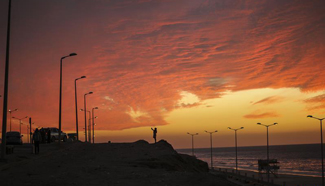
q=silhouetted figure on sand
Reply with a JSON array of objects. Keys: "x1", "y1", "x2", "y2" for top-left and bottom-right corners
[
  {"x1": 151, "y1": 127, "x2": 157, "y2": 143},
  {"x1": 33, "y1": 128, "x2": 41, "y2": 154}
]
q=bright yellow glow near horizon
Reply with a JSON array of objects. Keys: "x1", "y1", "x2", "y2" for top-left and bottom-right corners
[{"x1": 68, "y1": 88, "x2": 324, "y2": 149}]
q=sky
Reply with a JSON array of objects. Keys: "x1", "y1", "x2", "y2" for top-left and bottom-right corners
[{"x1": 0, "y1": 0, "x2": 324, "y2": 149}]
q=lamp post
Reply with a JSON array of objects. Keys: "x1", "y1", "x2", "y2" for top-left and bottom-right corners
[
  {"x1": 75, "y1": 76, "x2": 86, "y2": 141},
  {"x1": 26, "y1": 125, "x2": 29, "y2": 143},
  {"x1": 58, "y1": 52, "x2": 77, "y2": 145},
  {"x1": 205, "y1": 130, "x2": 218, "y2": 169},
  {"x1": 257, "y1": 122, "x2": 278, "y2": 183},
  {"x1": 187, "y1": 132, "x2": 198, "y2": 156},
  {"x1": 12, "y1": 116, "x2": 28, "y2": 134},
  {"x1": 92, "y1": 117, "x2": 98, "y2": 144},
  {"x1": 228, "y1": 127, "x2": 244, "y2": 173},
  {"x1": 92, "y1": 107, "x2": 98, "y2": 144},
  {"x1": 8, "y1": 108, "x2": 17, "y2": 131},
  {"x1": 80, "y1": 109, "x2": 91, "y2": 142},
  {"x1": 1, "y1": 0, "x2": 12, "y2": 160},
  {"x1": 30, "y1": 122, "x2": 35, "y2": 144},
  {"x1": 307, "y1": 115, "x2": 325, "y2": 186},
  {"x1": 82, "y1": 89, "x2": 92, "y2": 143}
]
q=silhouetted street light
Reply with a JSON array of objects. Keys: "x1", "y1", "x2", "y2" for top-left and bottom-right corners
[
  {"x1": 80, "y1": 109, "x2": 91, "y2": 142},
  {"x1": 26, "y1": 125, "x2": 30, "y2": 143},
  {"x1": 228, "y1": 127, "x2": 244, "y2": 173},
  {"x1": 205, "y1": 130, "x2": 218, "y2": 169},
  {"x1": 58, "y1": 52, "x2": 77, "y2": 145},
  {"x1": 187, "y1": 132, "x2": 198, "y2": 156},
  {"x1": 257, "y1": 122, "x2": 278, "y2": 183},
  {"x1": 92, "y1": 107, "x2": 98, "y2": 144},
  {"x1": 8, "y1": 108, "x2": 17, "y2": 131},
  {"x1": 82, "y1": 91, "x2": 92, "y2": 143},
  {"x1": 12, "y1": 116, "x2": 28, "y2": 134},
  {"x1": 307, "y1": 115, "x2": 325, "y2": 186},
  {"x1": 89, "y1": 116, "x2": 98, "y2": 143},
  {"x1": 75, "y1": 76, "x2": 86, "y2": 141},
  {"x1": 1, "y1": 0, "x2": 12, "y2": 160}
]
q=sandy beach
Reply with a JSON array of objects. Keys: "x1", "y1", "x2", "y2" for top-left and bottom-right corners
[{"x1": 0, "y1": 140, "x2": 236, "y2": 186}]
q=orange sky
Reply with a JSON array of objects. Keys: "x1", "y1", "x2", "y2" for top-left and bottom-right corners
[{"x1": 0, "y1": 0, "x2": 324, "y2": 148}]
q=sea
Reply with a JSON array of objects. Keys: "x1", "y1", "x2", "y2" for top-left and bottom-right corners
[{"x1": 177, "y1": 143, "x2": 323, "y2": 177}]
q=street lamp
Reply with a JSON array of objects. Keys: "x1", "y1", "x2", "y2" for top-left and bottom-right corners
[
  {"x1": 80, "y1": 109, "x2": 91, "y2": 142},
  {"x1": 26, "y1": 125, "x2": 30, "y2": 143},
  {"x1": 205, "y1": 130, "x2": 218, "y2": 169},
  {"x1": 58, "y1": 52, "x2": 77, "y2": 145},
  {"x1": 75, "y1": 76, "x2": 86, "y2": 141},
  {"x1": 8, "y1": 108, "x2": 18, "y2": 131},
  {"x1": 187, "y1": 132, "x2": 199, "y2": 156},
  {"x1": 307, "y1": 115, "x2": 325, "y2": 186},
  {"x1": 1, "y1": 0, "x2": 12, "y2": 160},
  {"x1": 92, "y1": 107, "x2": 98, "y2": 144},
  {"x1": 257, "y1": 122, "x2": 278, "y2": 183},
  {"x1": 228, "y1": 127, "x2": 244, "y2": 173},
  {"x1": 82, "y1": 89, "x2": 92, "y2": 143},
  {"x1": 12, "y1": 116, "x2": 28, "y2": 134}
]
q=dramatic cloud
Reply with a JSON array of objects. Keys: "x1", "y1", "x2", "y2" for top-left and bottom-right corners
[{"x1": 0, "y1": 0, "x2": 324, "y2": 132}]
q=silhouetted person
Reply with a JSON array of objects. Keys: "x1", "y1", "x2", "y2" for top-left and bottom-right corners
[
  {"x1": 151, "y1": 127, "x2": 157, "y2": 143},
  {"x1": 47, "y1": 129, "x2": 51, "y2": 143},
  {"x1": 33, "y1": 128, "x2": 41, "y2": 154}
]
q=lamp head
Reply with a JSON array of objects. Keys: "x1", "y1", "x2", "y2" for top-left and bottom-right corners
[
  {"x1": 257, "y1": 123, "x2": 261, "y2": 125},
  {"x1": 274, "y1": 123, "x2": 278, "y2": 125},
  {"x1": 81, "y1": 76, "x2": 86, "y2": 79},
  {"x1": 204, "y1": 130, "x2": 207, "y2": 133},
  {"x1": 215, "y1": 130, "x2": 218, "y2": 132},
  {"x1": 89, "y1": 92, "x2": 93, "y2": 94},
  {"x1": 94, "y1": 107, "x2": 98, "y2": 109},
  {"x1": 196, "y1": 133, "x2": 199, "y2": 135},
  {"x1": 228, "y1": 127, "x2": 231, "y2": 129},
  {"x1": 69, "y1": 53, "x2": 77, "y2": 56},
  {"x1": 307, "y1": 115, "x2": 313, "y2": 118},
  {"x1": 240, "y1": 127, "x2": 244, "y2": 129}
]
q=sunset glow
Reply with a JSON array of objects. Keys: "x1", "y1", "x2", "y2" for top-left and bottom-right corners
[{"x1": 0, "y1": 0, "x2": 324, "y2": 148}]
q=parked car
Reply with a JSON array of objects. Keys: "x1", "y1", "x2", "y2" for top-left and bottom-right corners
[
  {"x1": 6, "y1": 131, "x2": 23, "y2": 145},
  {"x1": 44, "y1": 127, "x2": 67, "y2": 142}
]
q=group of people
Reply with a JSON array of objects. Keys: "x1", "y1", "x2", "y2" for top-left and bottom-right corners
[{"x1": 32, "y1": 128, "x2": 51, "y2": 154}]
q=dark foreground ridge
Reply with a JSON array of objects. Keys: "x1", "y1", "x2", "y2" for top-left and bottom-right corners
[
  {"x1": 0, "y1": 140, "x2": 236, "y2": 186},
  {"x1": 131, "y1": 139, "x2": 209, "y2": 172}
]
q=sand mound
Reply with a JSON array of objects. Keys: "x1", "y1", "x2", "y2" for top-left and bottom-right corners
[{"x1": 133, "y1": 139, "x2": 209, "y2": 172}]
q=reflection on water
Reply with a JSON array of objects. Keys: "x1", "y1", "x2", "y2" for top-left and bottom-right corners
[{"x1": 177, "y1": 144, "x2": 323, "y2": 176}]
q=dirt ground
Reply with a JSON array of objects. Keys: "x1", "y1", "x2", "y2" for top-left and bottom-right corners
[{"x1": 0, "y1": 140, "x2": 236, "y2": 186}]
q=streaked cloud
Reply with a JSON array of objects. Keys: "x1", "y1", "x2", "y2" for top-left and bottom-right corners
[
  {"x1": 253, "y1": 96, "x2": 284, "y2": 105},
  {"x1": 244, "y1": 111, "x2": 280, "y2": 119}
]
